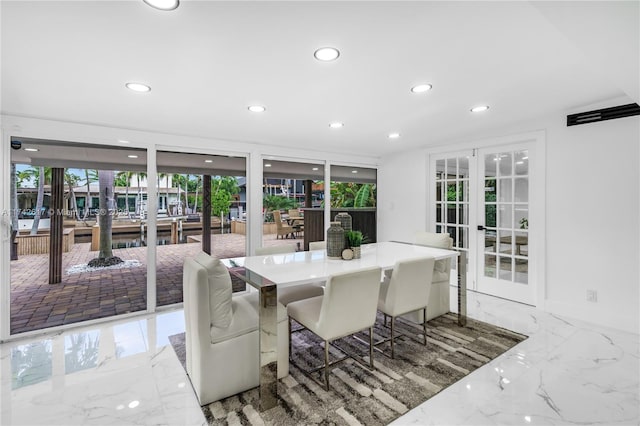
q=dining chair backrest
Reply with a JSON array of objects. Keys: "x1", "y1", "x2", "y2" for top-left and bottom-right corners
[
  {"x1": 316, "y1": 266, "x2": 381, "y2": 339},
  {"x1": 383, "y1": 257, "x2": 435, "y2": 317},
  {"x1": 308, "y1": 241, "x2": 326, "y2": 251},
  {"x1": 414, "y1": 231, "x2": 453, "y2": 272},
  {"x1": 255, "y1": 244, "x2": 296, "y2": 255},
  {"x1": 288, "y1": 209, "x2": 300, "y2": 218}
]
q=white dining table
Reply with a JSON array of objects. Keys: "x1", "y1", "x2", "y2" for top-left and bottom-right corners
[{"x1": 221, "y1": 241, "x2": 464, "y2": 411}]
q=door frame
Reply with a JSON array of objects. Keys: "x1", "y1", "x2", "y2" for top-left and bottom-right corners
[{"x1": 427, "y1": 130, "x2": 546, "y2": 308}]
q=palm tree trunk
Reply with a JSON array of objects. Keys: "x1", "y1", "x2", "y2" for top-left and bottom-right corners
[
  {"x1": 30, "y1": 166, "x2": 45, "y2": 235},
  {"x1": 98, "y1": 170, "x2": 114, "y2": 259},
  {"x1": 83, "y1": 169, "x2": 91, "y2": 221},
  {"x1": 166, "y1": 174, "x2": 172, "y2": 216},
  {"x1": 10, "y1": 163, "x2": 19, "y2": 231}
]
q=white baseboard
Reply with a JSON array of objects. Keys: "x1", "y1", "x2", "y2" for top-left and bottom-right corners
[{"x1": 544, "y1": 299, "x2": 639, "y2": 335}]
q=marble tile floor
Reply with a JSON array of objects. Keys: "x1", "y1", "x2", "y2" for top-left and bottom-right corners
[{"x1": 1, "y1": 287, "x2": 638, "y2": 425}]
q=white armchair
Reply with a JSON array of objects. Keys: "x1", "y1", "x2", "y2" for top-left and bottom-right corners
[{"x1": 183, "y1": 252, "x2": 289, "y2": 405}]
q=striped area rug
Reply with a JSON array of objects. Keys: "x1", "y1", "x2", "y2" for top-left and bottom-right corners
[{"x1": 169, "y1": 312, "x2": 527, "y2": 425}]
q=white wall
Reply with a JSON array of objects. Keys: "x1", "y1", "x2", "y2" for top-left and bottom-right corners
[{"x1": 378, "y1": 114, "x2": 640, "y2": 334}]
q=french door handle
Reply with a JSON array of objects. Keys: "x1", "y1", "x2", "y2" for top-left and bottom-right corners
[{"x1": 477, "y1": 225, "x2": 486, "y2": 231}]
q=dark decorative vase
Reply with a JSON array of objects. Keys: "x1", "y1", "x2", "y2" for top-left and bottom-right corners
[
  {"x1": 335, "y1": 212, "x2": 352, "y2": 248},
  {"x1": 326, "y1": 222, "x2": 345, "y2": 259}
]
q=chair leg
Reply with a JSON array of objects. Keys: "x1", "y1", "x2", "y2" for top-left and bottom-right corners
[
  {"x1": 369, "y1": 327, "x2": 374, "y2": 368},
  {"x1": 324, "y1": 340, "x2": 330, "y2": 391},
  {"x1": 422, "y1": 308, "x2": 428, "y2": 346},
  {"x1": 390, "y1": 316, "x2": 395, "y2": 359},
  {"x1": 288, "y1": 317, "x2": 293, "y2": 361}
]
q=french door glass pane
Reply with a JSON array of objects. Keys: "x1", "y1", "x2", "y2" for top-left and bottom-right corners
[
  {"x1": 499, "y1": 153, "x2": 512, "y2": 175},
  {"x1": 435, "y1": 159, "x2": 445, "y2": 179},
  {"x1": 515, "y1": 150, "x2": 529, "y2": 175},
  {"x1": 498, "y1": 256, "x2": 513, "y2": 280},
  {"x1": 515, "y1": 178, "x2": 529, "y2": 202},
  {"x1": 499, "y1": 178, "x2": 512, "y2": 202},
  {"x1": 499, "y1": 205, "x2": 512, "y2": 228},
  {"x1": 485, "y1": 254, "x2": 496, "y2": 277}
]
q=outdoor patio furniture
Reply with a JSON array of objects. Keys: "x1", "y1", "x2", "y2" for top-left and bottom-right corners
[
  {"x1": 182, "y1": 251, "x2": 289, "y2": 405},
  {"x1": 273, "y1": 210, "x2": 295, "y2": 239}
]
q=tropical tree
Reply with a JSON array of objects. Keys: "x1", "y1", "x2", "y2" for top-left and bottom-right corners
[
  {"x1": 135, "y1": 171, "x2": 147, "y2": 217},
  {"x1": 65, "y1": 170, "x2": 81, "y2": 221},
  {"x1": 115, "y1": 171, "x2": 133, "y2": 216},
  {"x1": 82, "y1": 169, "x2": 98, "y2": 221},
  {"x1": 329, "y1": 182, "x2": 376, "y2": 208},
  {"x1": 263, "y1": 194, "x2": 296, "y2": 222},
  {"x1": 97, "y1": 170, "x2": 116, "y2": 261},
  {"x1": 23, "y1": 166, "x2": 51, "y2": 235},
  {"x1": 10, "y1": 164, "x2": 19, "y2": 232}
]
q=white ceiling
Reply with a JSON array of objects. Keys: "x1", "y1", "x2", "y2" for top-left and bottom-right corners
[{"x1": 1, "y1": 1, "x2": 638, "y2": 158}]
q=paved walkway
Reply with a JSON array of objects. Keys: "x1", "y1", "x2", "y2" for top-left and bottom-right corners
[{"x1": 10, "y1": 233, "x2": 304, "y2": 335}]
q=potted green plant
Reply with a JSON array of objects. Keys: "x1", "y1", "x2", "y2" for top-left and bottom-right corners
[{"x1": 346, "y1": 230, "x2": 363, "y2": 259}]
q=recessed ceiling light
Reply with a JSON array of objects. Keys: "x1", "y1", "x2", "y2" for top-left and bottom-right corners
[
  {"x1": 248, "y1": 105, "x2": 266, "y2": 113},
  {"x1": 118, "y1": 140, "x2": 130, "y2": 144},
  {"x1": 204, "y1": 159, "x2": 213, "y2": 163},
  {"x1": 388, "y1": 133, "x2": 401, "y2": 139},
  {"x1": 522, "y1": 156, "x2": 529, "y2": 160},
  {"x1": 516, "y1": 161, "x2": 524, "y2": 165},
  {"x1": 314, "y1": 47, "x2": 340, "y2": 62},
  {"x1": 312, "y1": 167, "x2": 319, "y2": 171},
  {"x1": 126, "y1": 82, "x2": 151, "y2": 93},
  {"x1": 471, "y1": 105, "x2": 489, "y2": 113},
  {"x1": 143, "y1": 0, "x2": 179, "y2": 11},
  {"x1": 264, "y1": 163, "x2": 272, "y2": 167},
  {"x1": 329, "y1": 122, "x2": 344, "y2": 129},
  {"x1": 351, "y1": 170, "x2": 358, "y2": 174},
  {"x1": 24, "y1": 148, "x2": 39, "y2": 152},
  {"x1": 411, "y1": 84, "x2": 432, "y2": 93},
  {"x1": 128, "y1": 154, "x2": 138, "y2": 159}
]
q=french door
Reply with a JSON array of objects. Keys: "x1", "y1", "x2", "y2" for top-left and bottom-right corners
[
  {"x1": 476, "y1": 143, "x2": 534, "y2": 305},
  {"x1": 432, "y1": 141, "x2": 537, "y2": 306}
]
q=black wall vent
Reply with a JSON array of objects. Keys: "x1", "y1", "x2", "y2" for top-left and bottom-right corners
[{"x1": 567, "y1": 103, "x2": 640, "y2": 126}]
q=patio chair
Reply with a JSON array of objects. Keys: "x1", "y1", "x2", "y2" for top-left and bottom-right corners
[{"x1": 273, "y1": 210, "x2": 295, "y2": 239}]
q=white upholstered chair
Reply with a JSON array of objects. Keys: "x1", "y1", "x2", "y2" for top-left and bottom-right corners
[
  {"x1": 377, "y1": 256, "x2": 435, "y2": 358},
  {"x1": 182, "y1": 252, "x2": 289, "y2": 405},
  {"x1": 287, "y1": 266, "x2": 382, "y2": 390},
  {"x1": 255, "y1": 244, "x2": 324, "y2": 306},
  {"x1": 255, "y1": 244, "x2": 297, "y2": 256},
  {"x1": 308, "y1": 241, "x2": 326, "y2": 251},
  {"x1": 400, "y1": 231, "x2": 454, "y2": 323}
]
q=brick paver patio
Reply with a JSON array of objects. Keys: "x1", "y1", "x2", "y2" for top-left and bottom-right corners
[{"x1": 10, "y1": 233, "x2": 304, "y2": 335}]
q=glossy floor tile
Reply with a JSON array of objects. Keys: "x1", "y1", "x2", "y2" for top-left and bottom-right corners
[{"x1": 1, "y1": 289, "x2": 638, "y2": 425}]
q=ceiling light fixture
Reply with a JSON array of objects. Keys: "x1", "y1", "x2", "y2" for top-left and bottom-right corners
[
  {"x1": 264, "y1": 163, "x2": 272, "y2": 168},
  {"x1": 204, "y1": 159, "x2": 213, "y2": 163},
  {"x1": 411, "y1": 84, "x2": 432, "y2": 93},
  {"x1": 312, "y1": 167, "x2": 319, "y2": 171},
  {"x1": 351, "y1": 170, "x2": 358, "y2": 174},
  {"x1": 125, "y1": 82, "x2": 151, "y2": 93},
  {"x1": 24, "y1": 148, "x2": 39, "y2": 152},
  {"x1": 388, "y1": 133, "x2": 401, "y2": 139},
  {"x1": 118, "y1": 140, "x2": 130, "y2": 144},
  {"x1": 248, "y1": 105, "x2": 266, "y2": 113},
  {"x1": 128, "y1": 154, "x2": 139, "y2": 159},
  {"x1": 329, "y1": 122, "x2": 344, "y2": 128},
  {"x1": 143, "y1": 0, "x2": 179, "y2": 11},
  {"x1": 314, "y1": 47, "x2": 340, "y2": 62},
  {"x1": 471, "y1": 105, "x2": 489, "y2": 113}
]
